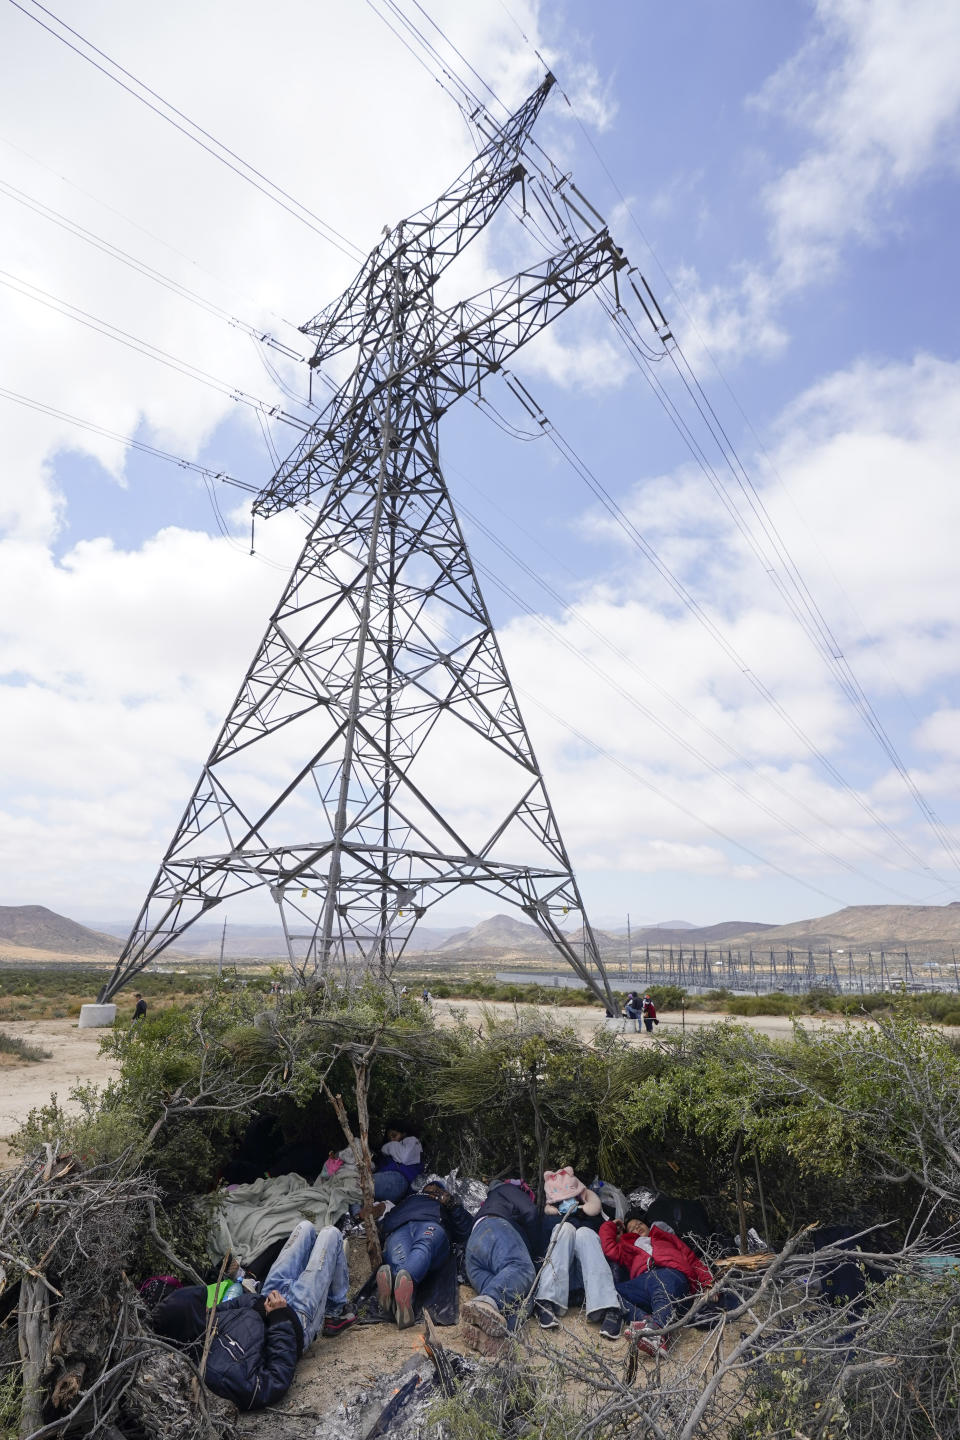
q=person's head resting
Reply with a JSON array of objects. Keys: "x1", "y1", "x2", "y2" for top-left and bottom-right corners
[
  {"x1": 421, "y1": 1180, "x2": 449, "y2": 1203},
  {"x1": 384, "y1": 1119, "x2": 417, "y2": 1143},
  {"x1": 625, "y1": 1205, "x2": 651, "y2": 1236}
]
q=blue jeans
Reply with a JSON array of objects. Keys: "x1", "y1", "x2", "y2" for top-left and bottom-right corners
[
  {"x1": 374, "y1": 1170, "x2": 411, "y2": 1203},
  {"x1": 262, "y1": 1221, "x2": 349, "y2": 1347},
  {"x1": 466, "y1": 1217, "x2": 535, "y2": 1331},
  {"x1": 384, "y1": 1220, "x2": 449, "y2": 1284},
  {"x1": 537, "y1": 1222, "x2": 620, "y2": 1317},
  {"x1": 617, "y1": 1266, "x2": 689, "y2": 1328},
  {"x1": 624, "y1": 1004, "x2": 642, "y2": 1031}
]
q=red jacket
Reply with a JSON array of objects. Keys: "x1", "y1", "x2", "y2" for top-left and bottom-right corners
[{"x1": 599, "y1": 1219, "x2": 712, "y2": 1291}]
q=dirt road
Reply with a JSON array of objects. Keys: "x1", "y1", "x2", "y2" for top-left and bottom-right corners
[
  {"x1": 0, "y1": 1018, "x2": 118, "y2": 1164},
  {"x1": 429, "y1": 998, "x2": 857, "y2": 1042}
]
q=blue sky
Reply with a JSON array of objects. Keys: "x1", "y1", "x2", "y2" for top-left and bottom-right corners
[{"x1": 1, "y1": 0, "x2": 959, "y2": 932}]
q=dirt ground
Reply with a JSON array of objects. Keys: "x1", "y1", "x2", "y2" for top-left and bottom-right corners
[
  {"x1": 0, "y1": 1017, "x2": 118, "y2": 1165},
  {"x1": 238, "y1": 1263, "x2": 711, "y2": 1439},
  {"x1": 428, "y1": 996, "x2": 861, "y2": 1042}
]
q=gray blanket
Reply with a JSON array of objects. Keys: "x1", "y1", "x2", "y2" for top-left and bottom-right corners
[{"x1": 207, "y1": 1166, "x2": 362, "y2": 1264}]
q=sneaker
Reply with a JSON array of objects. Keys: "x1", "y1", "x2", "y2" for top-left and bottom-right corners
[
  {"x1": 461, "y1": 1295, "x2": 507, "y2": 1339},
  {"x1": 322, "y1": 1306, "x2": 357, "y2": 1338},
  {"x1": 535, "y1": 1300, "x2": 560, "y2": 1330},
  {"x1": 375, "y1": 1263, "x2": 393, "y2": 1316},
  {"x1": 599, "y1": 1308, "x2": 623, "y2": 1341},
  {"x1": 627, "y1": 1319, "x2": 668, "y2": 1356},
  {"x1": 393, "y1": 1268, "x2": 415, "y2": 1329}
]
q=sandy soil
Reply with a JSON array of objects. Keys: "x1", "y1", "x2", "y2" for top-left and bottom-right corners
[
  {"x1": 429, "y1": 997, "x2": 860, "y2": 1042},
  {"x1": 0, "y1": 1017, "x2": 118, "y2": 1165}
]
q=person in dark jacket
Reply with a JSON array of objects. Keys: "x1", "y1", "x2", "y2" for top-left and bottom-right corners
[
  {"x1": 132, "y1": 993, "x2": 147, "y2": 1023},
  {"x1": 462, "y1": 1179, "x2": 545, "y2": 1347},
  {"x1": 376, "y1": 1180, "x2": 473, "y2": 1328},
  {"x1": 153, "y1": 1222, "x2": 353, "y2": 1410}
]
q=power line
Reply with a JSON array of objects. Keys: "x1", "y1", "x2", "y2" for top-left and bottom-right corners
[
  {"x1": 0, "y1": 267, "x2": 312, "y2": 431},
  {"x1": 450, "y1": 474, "x2": 932, "y2": 898},
  {"x1": 9, "y1": 0, "x2": 365, "y2": 262},
  {"x1": 0, "y1": 383, "x2": 256, "y2": 491},
  {"x1": 0, "y1": 174, "x2": 311, "y2": 368},
  {"x1": 369, "y1": 0, "x2": 959, "y2": 882}
]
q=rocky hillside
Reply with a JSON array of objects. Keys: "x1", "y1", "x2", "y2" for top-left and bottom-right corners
[{"x1": 0, "y1": 905, "x2": 121, "y2": 959}]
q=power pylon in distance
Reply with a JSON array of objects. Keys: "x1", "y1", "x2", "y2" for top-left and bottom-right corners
[{"x1": 100, "y1": 75, "x2": 623, "y2": 1011}]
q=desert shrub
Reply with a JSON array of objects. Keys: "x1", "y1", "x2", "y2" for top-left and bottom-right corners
[{"x1": 0, "y1": 1030, "x2": 51, "y2": 1060}]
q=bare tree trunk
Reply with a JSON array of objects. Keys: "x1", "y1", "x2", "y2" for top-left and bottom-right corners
[
  {"x1": 732, "y1": 1133, "x2": 749, "y2": 1254},
  {"x1": 322, "y1": 1054, "x2": 382, "y2": 1271},
  {"x1": 18, "y1": 1274, "x2": 50, "y2": 1438}
]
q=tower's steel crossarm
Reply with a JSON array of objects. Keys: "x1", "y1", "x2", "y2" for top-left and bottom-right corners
[{"x1": 100, "y1": 73, "x2": 624, "y2": 1011}]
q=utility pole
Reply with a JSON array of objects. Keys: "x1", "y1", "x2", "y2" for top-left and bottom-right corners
[
  {"x1": 218, "y1": 918, "x2": 227, "y2": 979},
  {"x1": 626, "y1": 913, "x2": 633, "y2": 977},
  {"x1": 98, "y1": 74, "x2": 624, "y2": 1013}
]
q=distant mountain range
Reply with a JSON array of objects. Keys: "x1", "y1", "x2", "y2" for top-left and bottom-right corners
[{"x1": 5, "y1": 901, "x2": 960, "y2": 965}]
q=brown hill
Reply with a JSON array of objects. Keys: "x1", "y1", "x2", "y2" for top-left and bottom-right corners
[
  {"x1": 437, "y1": 913, "x2": 550, "y2": 953},
  {"x1": 721, "y1": 903, "x2": 960, "y2": 952},
  {"x1": 0, "y1": 905, "x2": 121, "y2": 958},
  {"x1": 630, "y1": 921, "x2": 775, "y2": 947}
]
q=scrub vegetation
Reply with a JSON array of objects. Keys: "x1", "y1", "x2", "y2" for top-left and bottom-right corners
[{"x1": 2, "y1": 979, "x2": 959, "y2": 1437}]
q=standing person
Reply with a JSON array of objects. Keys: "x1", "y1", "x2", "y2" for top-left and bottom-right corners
[
  {"x1": 599, "y1": 1212, "x2": 711, "y2": 1355},
  {"x1": 152, "y1": 1222, "x2": 354, "y2": 1410},
  {"x1": 376, "y1": 1180, "x2": 473, "y2": 1328},
  {"x1": 132, "y1": 992, "x2": 147, "y2": 1023},
  {"x1": 641, "y1": 994, "x2": 658, "y2": 1034},
  {"x1": 535, "y1": 1168, "x2": 622, "y2": 1339},
  {"x1": 462, "y1": 1179, "x2": 544, "y2": 1349},
  {"x1": 623, "y1": 991, "x2": 642, "y2": 1030}
]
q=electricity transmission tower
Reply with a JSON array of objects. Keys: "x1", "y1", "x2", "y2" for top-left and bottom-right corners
[{"x1": 100, "y1": 75, "x2": 623, "y2": 1010}]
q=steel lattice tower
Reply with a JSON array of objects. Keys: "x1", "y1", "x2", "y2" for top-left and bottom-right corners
[{"x1": 100, "y1": 76, "x2": 623, "y2": 1009}]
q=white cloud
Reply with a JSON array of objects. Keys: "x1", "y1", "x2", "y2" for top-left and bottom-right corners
[
  {"x1": 676, "y1": 0, "x2": 960, "y2": 355},
  {"x1": 758, "y1": 0, "x2": 960, "y2": 289},
  {"x1": 489, "y1": 351, "x2": 960, "y2": 892}
]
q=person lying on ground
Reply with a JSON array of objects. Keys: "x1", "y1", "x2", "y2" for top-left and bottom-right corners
[
  {"x1": 152, "y1": 1222, "x2": 355, "y2": 1410},
  {"x1": 375, "y1": 1179, "x2": 473, "y2": 1328},
  {"x1": 373, "y1": 1120, "x2": 424, "y2": 1203},
  {"x1": 535, "y1": 1167, "x2": 623, "y2": 1339},
  {"x1": 462, "y1": 1178, "x2": 549, "y2": 1351},
  {"x1": 599, "y1": 1210, "x2": 712, "y2": 1355}
]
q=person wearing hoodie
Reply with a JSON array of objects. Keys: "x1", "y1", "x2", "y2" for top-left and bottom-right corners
[
  {"x1": 373, "y1": 1121, "x2": 425, "y2": 1203},
  {"x1": 599, "y1": 1211, "x2": 712, "y2": 1355},
  {"x1": 375, "y1": 1179, "x2": 473, "y2": 1328},
  {"x1": 461, "y1": 1178, "x2": 548, "y2": 1348},
  {"x1": 534, "y1": 1167, "x2": 623, "y2": 1340},
  {"x1": 152, "y1": 1222, "x2": 354, "y2": 1410}
]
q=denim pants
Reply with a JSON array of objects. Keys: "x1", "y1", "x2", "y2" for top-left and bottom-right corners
[
  {"x1": 624, "y1": 1004, "x2": 642, "y2": 1031},
  {"x1": 616, "y1": 1266, "x2": 689, "y2": 1328},
  {"x1": 262, "y1": 1221, "x2": 349, "y2": 1347},
  {"x1": 465, "y1": 1217, "x2": 535, "y2": 1331},
  {"x1": 374, "y1": 1170, "x2": 411, "y2": 1203},
  {"x1": 537, "y1": 1222, "x2": 620, "y2": 1317},
  {"x1": 383, "y1": 1220, "x2": 450, "y2": 1284}
]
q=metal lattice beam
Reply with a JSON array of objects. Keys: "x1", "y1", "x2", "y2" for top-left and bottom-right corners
[{"x1": 100, "y1": 74, "x2": 623, "y2": 1010}]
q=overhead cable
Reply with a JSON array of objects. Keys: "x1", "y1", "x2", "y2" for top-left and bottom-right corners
[{"x1": 9, "y1": 0, "x2": 364, "y2": 262}]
